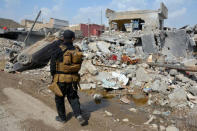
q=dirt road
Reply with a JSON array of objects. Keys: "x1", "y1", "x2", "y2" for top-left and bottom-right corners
[{"x1": 0, "y1": 71, "x2": 157, "y2": 131}]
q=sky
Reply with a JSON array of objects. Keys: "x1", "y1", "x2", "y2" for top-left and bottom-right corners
[{"x1": 0, "y1": 0, "x2": 196, "y2": 28}]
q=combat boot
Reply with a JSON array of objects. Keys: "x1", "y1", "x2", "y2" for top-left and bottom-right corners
[
  {"x1": 56, "y1": 116, "x2": 66, "y2": 123},
  {"x1": 76, "y1": 115, "x2": 86, "y2": 126}
]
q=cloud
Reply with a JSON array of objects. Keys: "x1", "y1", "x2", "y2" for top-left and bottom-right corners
[
  {"x1": 40, "y1": 0, "x2": 66, "y2": 20},
  {"x1": 19, "y1": 0, "x2": 67, "y2": 23},
  {"x1": 155, "y1": 0, "x2": 186, "y2": 6},
  {"x1": 71, "y1": 0, "x2": 196, "y2": 28},
  {"x1": 3, "y1": 0, "x2": 21, "y2": 8},
  {"x1": 72, "y1": 6, "x2": 106, "y2": 25},
  {"x1": 71, "y1": 0, "x2": 147, "y2": 25},
  {"x1": 0, "y1": 0, "x2": 21, "y2": 21},
  {"x1": 110, "y1": 0, "x2": 147, "y2": 11},
  {"x1": 169, "y1": 8, "x2": 187, "y2": 18}
]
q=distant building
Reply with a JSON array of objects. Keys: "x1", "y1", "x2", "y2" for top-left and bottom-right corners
[
  {"x1": 67, "y1": 24, "x2": 105, "y2": 37},
  {"x1": 21, "y1": 18, "x2": 69, "y2": 30},
  {"x1": 45, "y1": 18, "x2": 69, "y2": 29},
  {"x1": 106, "y1": 2, "x2": 168, "y2": 32},
  {"x1": 21, "y1": 19, "x2": 44, "y2": 30}
]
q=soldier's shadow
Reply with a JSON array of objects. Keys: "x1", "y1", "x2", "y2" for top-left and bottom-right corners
[
  {"x1": 81, "y1": 99, "x2": 110, "y2": 126},
  {"x1": 66, "y1": 98, "x2": 110, "y2": 126}
]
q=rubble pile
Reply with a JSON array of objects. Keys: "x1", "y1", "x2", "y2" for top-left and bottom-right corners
[
  {"x1": 0, "y1": 38, "x2": 24, "y2": 56},
  {"x1": 0, "y1": 38, "x2": 24, "y2": 69},
  {"x1": 0, "y1": 24, "x2": 196, "y2": 111},
  {"x1": 0, "y1": 24, "x2": 197, "y2": 129},
  {"x1": 0, "y1": 38, "x2": 25, "y2": 71},
  {"x1": 74, "y1": 25, "x2": 197, "y2": 111}
]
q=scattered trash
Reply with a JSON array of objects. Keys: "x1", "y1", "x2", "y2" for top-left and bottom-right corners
[
  {"x1": 120, "y1": 96, "x2": 130, "y2": 104},
  {"x1": 105, "y1": 110, "x2": 113, "y2": 117},
  {"x1": 144, "y1": 115, "x2": 156, "y2": 125},
  {"x1": 122, "y1": 118, "x2": 129, "y2": 122},
  {"x1": 128, "y1": 108, "x2": 137, "y2": 113}
]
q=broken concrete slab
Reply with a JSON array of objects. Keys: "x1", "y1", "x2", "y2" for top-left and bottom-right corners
[
  {"x1": 169, "y1": 69, "x2": 178, "y2": 76},
  {"x1": 182, "y1": 59, "x2": 197, "y2": 66},
  {"x1": 189, "y1": 37, "x2": 196, "y2": 46},
  {"x1": 168, "y1": 88, "x2": 187, "y2": 107},
  {"x1": 136, "y1": 67, "x2": 150, "y2": 82},
  {"x1": 176, "y1": 74, "x2": 190, "y2": 83},
  {"x1": 96, "y1": 41, "x2": 111, "y2": 54},
  {"x1": 166, "y1": 126, "x2": 179, "y2": 131},
  {"x1": 141, "y1": 33, "x2": 158, "y2": 54},
  {"x1": 162, "y1": 30, "x2": 193, "y2": 58},
  {"x1": 88, "y1": 42, "x2": 98, "y2": 52},
  {"x1": 125, "y1": 48, "x2": 136, "y2": 57},
  {"x1": 188, "y1": 86, "x2": 197, "y2": 96},
  {"x1": 151, "y1": 79, "x2": 168, "y2": 94},
  {"x1": 187, "y1": 93, "x2": 197, "y2": 104},
  {"x1": 80, "y1": 83, "x2": 96, "y2": 90},
  {"x1": 83, "y1": 60, "x2": 98, "y2": 76}
]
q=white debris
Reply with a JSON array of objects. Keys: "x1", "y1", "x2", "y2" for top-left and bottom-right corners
[{"x1": 105, "y1": 110, "x2": 113, "y2": 117}]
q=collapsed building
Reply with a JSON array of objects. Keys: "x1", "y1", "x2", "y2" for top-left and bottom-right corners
[
  {"x1": 104, "y1": 2, "x2": 196, "y2": 60},
  {"x1": 106, "y1": 3, "x2": 168, "y2": 32}
]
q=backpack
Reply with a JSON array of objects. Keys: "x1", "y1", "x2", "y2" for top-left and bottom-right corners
[{"x1": 54, "y1": 45, "x2": 83, "y2": 83}]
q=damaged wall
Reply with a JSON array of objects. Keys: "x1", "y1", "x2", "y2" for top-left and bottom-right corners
[{"x1": 106, "y1": 2, "x2": 168, "y2": 32}]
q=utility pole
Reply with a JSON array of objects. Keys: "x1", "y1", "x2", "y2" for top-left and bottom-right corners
[
  {"x1": 88, "y1": 18, "x2": 90, "y2": 42},
  {"x1": 101, "y1": 9, "x2": 102, "y2": 25},
  {"x1": 24, "y1": 10, "x2": 41, "y2": 44}
]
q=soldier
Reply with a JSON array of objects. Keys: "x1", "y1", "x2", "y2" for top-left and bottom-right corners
[{"x1": 49, "y1": 30, "x2": 86, "y2": 125}]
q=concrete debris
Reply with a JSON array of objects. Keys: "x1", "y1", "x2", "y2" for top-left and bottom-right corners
[
  {"x1": 83, "y1": 60, "x2": 98, "y2": 76},
  {"x1": 122, "y1": 118, "x2": 129, "y2": 122},
  {"x1": 80, "y1": 83, "x2": 96, "y2": 90},
  {"x1": 151, "y1": 79, "x2": 168, "y2": 94},
  {"x1": 160, "y1": 126, "x2": 166, "y2": 131},
  {"x1": 166, "y1": 126, "x2": 179, "y2": 131},
  {"x1": 168, "y1": 88, "x2": 187, "y2": 107},
  {"x1": 188, "y1": 86, "x2": 197, "y2": 96},
  {"x1": 162, "y1": 30, "x2": 193, "y2": 58},
  {"x1": 104, "y1": 110, "x2": 113, "y2": 117},
  {"x1": 182, "y1": 59, "x2": 197, "y2": 66},
  {"x1": 141, "y1": 33, "x2": 158, "y2": 54},
  {"x1": 96, "y1": 41, "x2": 111, "y2": 54},
  {"x1": 136, "y1": 67, "x2": 150, "y2": 82},
  {"x1": 169, "y1": 69, "x2": 178, "y2": 76},
  {"x1": 144, "y1": 115, "x2": 156, "y2": 125},
  {"x1": 88, "y1": 42, "x2": 98, "y2": 52},
  {"x1": 128, "y1": 108, "x2": 137, "y2": 113},
  {"x1": 187, "y1": 93, "x2": 197, "y2": 104},
  {"x1": 120, "y1": 96, "x2": 130, "y2": 104}
]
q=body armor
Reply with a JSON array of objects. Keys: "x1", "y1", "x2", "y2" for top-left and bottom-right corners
[{"x1": 49, "y1": 44, "x2": 83, "y2": 96}]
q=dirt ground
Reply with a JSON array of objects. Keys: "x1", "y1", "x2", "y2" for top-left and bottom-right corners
[
  {"x1": 3, "y1": 69, "x2": 197, "y2": 131},
  {"x1": 0, "y1": 70, "x2": 161, "y2": 131}
]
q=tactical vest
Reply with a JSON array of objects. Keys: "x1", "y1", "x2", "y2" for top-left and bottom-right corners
[{"x1": 53, "y1": 45, "x2": 83, "y2": 83}]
